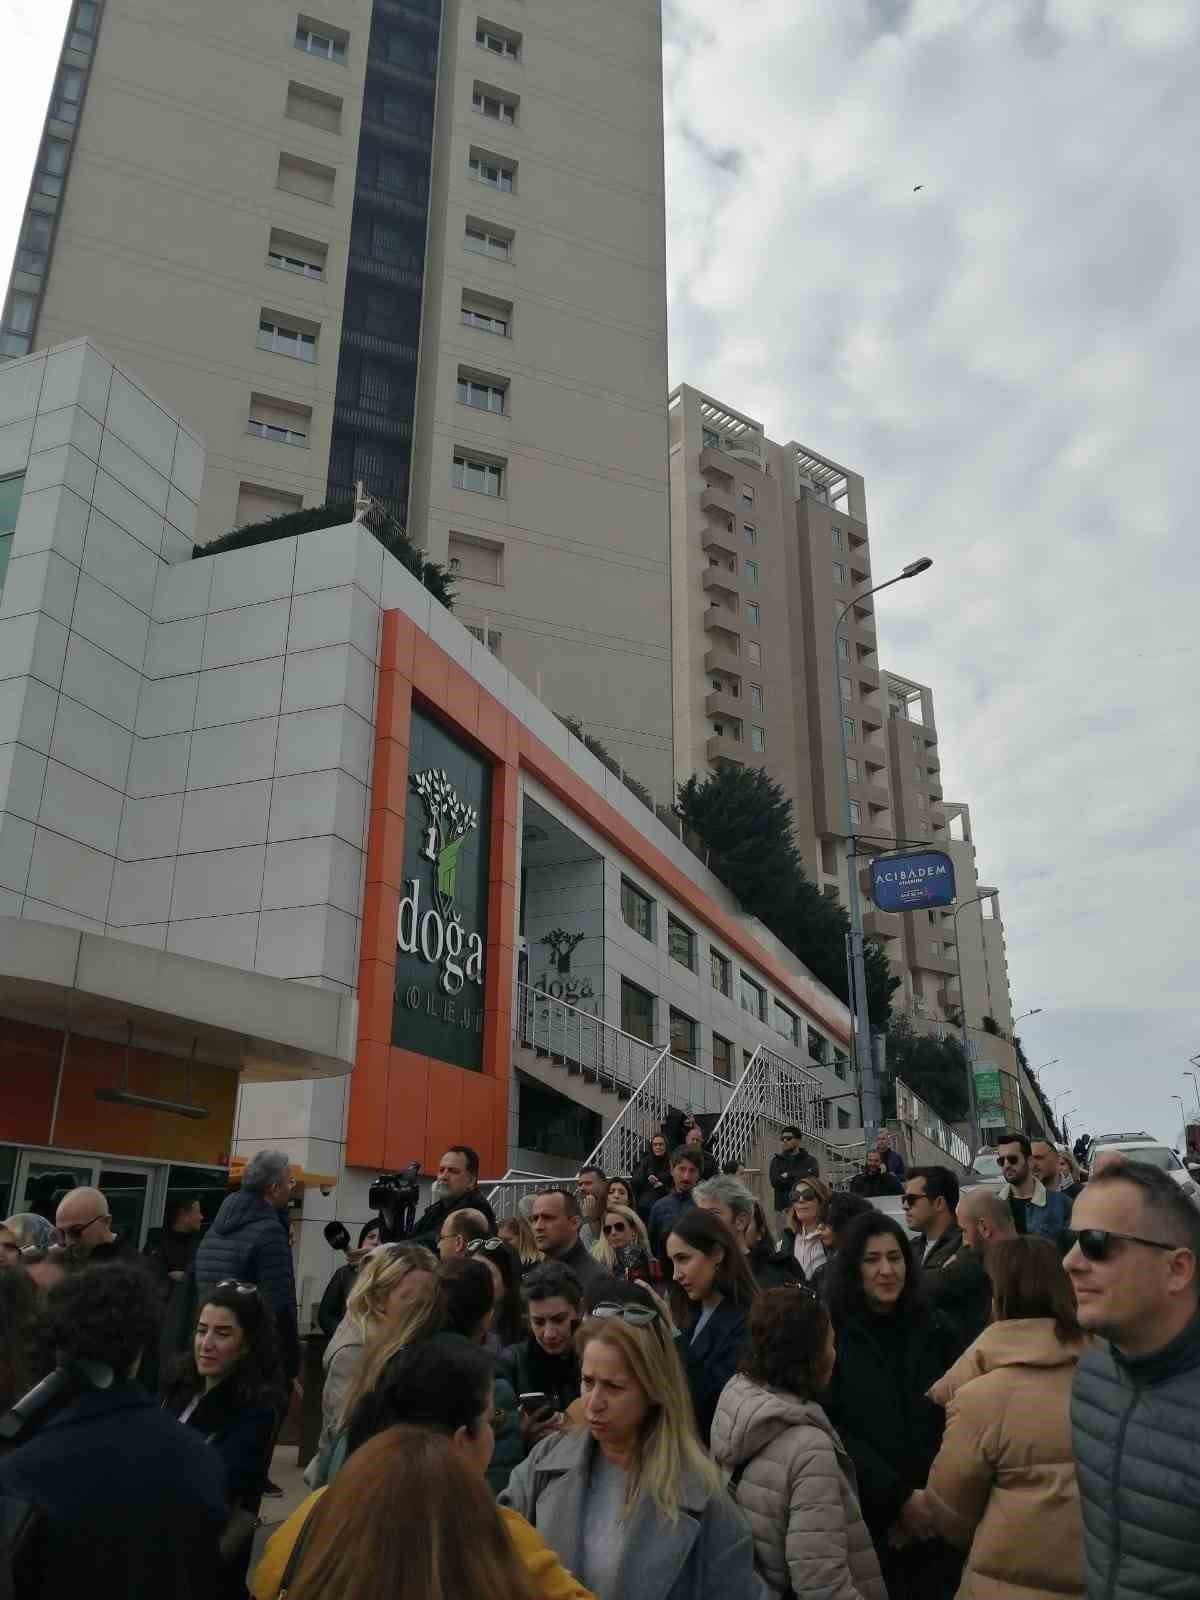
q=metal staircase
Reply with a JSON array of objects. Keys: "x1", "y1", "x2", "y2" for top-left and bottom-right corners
[
  {"x1": 514, "y1": 982, "x2": 660, "y2": 1100},
  {"x1": 583, "y1": 1047, "x2": 735, "y2": 1178},
  {"x1": 710, "y1": 1044, "x2": 866, "y2": 1195}
]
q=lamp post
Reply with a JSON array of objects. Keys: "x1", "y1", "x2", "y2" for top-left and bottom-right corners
[
  {"x1": 951, "y1": 891, "x2": 991, "y2": 1155},
  {"x1": 1184, "y1": 1070, "x2": 1200, "y2": 1118},
  {"x1": 1058, "y1": 1102, "x2": 1078, "y2": 1142},
  {"x1": 1173, "y1": 1094, "x2": 1187, "y2": 1151},
  {"x1": 1014, "y1": 1008, "x2": 1043, "y2": 1026},
  {"x1": 834, "y1": 555, "x2": 933, "y2": 1143}
]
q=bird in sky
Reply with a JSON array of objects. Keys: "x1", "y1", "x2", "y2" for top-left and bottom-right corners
[{"x1": 913, "y1": 184, "x2": 925, "y2": 191}]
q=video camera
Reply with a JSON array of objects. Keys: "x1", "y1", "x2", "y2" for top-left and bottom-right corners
[{"x1": 369, "y1": 1160, "x2": 423, "y2": 1241}]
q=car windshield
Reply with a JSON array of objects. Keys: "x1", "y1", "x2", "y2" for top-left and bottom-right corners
[
  {"x1": 973, "y1": 1152, "x2": 1001, "y2": 1179},
  {"x1": 1113, "y1": 1145, "x2": 1181, "y2": 1172}
]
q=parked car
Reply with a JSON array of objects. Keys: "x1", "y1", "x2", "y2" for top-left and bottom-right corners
[{"x1": 1089, "y1": 1132, "x2": 1199, "y2": 1202}]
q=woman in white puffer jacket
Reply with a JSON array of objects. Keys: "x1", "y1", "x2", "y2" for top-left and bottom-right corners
[{"x1": 711, "y1": 1286, "x2": 885, "y2": 1600}]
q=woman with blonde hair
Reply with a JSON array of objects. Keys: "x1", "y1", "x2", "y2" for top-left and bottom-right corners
[
  {"x1": 591, "y1": 1204, "x2": 656, "y2": 1285},
  {"x1": 318, "y1": 1243, "x2": 438, "y2": 1457},
  {"x1": 499, "y1": 1211, "x2": 542, "y2": 1267},
  {"x1": 780, "y1": 1176, "x2": 832, "y2": 1280},
  {"x1": 501, "y1": 1283, "x2": 760, "y2": 1600}
]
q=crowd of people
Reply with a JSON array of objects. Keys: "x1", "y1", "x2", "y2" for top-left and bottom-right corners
[{"x1": 1, "y1": 1126, "x2": 1198, "y2": 1600}]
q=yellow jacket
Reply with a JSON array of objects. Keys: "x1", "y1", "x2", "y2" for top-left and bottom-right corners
[{"x1": 250, "y1": 1487, "x2": 593, "y2": 1600}]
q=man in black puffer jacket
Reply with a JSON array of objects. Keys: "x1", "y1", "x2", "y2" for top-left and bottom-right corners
[
  {"x1": 195, "y1": 1149, "x2": 299, "y2": 1385},
  {"x1": 1067, "y1": 1160, "x2": 1200, "y2": 1600}
]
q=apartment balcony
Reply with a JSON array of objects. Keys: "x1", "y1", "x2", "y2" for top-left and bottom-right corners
[
  {"x1": 856, "y1": 662, "x2": 881, "y2": 691},
  {"x1": 701, "y1": 525, "x2": 737, "y2": 561},
  {"x1": 864, "y1": 909, "x2": 902, "y2": 940},
  {"x1": 705, "y1": 688, "x2": 744, "y2": 720},
  {"x1": 912, "y1": 951, "x2": 959, "y2": 978},
  {"x1": 704, "y1": 643, "x2": 742, "y2": 678},
  {"x1": 706, "y1": 732, "x2": 745, "y2": 763},
  {"x1": 699, "y1": 446, "x2": 735, "y2": 482},
  {"x1": 857, "y1": 779, "x2": 891, "y2": 809},
  {"x1": 700, "y1": 484, "x2": 736, "y2": 519},
  {"x1": 937, "y1": 986, "x2": 962, "y2": 1013},
  {"x1": 702, "y1": 566, "x2": 739, "y2": 599},
  {"x1": 703, "y1": 606, "x2": 739, "y2": 634}
]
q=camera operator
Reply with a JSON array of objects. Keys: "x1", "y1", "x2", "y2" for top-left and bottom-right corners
[
  {"x1": 0, "y1": 1262, "x2": 227, "y2": 1599},
  {"x1": 388, "y1": 1146, "x2": 497, "y2": 1250}
]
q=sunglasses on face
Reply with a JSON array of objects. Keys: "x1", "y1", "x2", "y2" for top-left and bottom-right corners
[
  {"x1": 1064, "y1": 1228, "x2": 1180, "y2": 1263},
  {"x1": 899, "y1": 1194, "x2": 925, "y2": 1208},
  {"x1": 602, "y1": 1221, "x2": 629, "y2": 1235},
  {"x1": 997, "y1": 1154, "x2": 1025, "y2": 1166},
  {"x1": 590, "y1": 1300, "x2": 660, "y2": 1327},
  {"x1": 792, "y1": 1190, "x2": 817, "y2": 1204},
  {"x1": 61, "y1": 1213, "x2": 110, "y2": 1240}
]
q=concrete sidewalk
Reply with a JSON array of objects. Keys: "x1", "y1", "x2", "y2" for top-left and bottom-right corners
[{"x1": 248, "y1": 1444, "x2": 312, "y2": 1578}]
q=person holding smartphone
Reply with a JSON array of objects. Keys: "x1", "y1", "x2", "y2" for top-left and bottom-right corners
[{"x1": 498, "y1": 1263, "x2": 585, "y2": 1454}]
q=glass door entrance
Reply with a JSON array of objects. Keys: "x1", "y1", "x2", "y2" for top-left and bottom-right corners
[{"x1": 13, "y1": 1151, "x2": 161, "y2": 1248}]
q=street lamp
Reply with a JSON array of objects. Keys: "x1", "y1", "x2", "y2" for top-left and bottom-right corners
[
  {"x1": 834, "y1": 555, "x2": 933, "y2": 1143},
  {"x1": 1052, "y1": 1089, "x2": 1073, "y2": 1109},
  {"x1": 1184, "y1": 1070, "x2": 1200, "y2": 1117},
  {"x1": 1035, "y1": 1059, "x2": 1060, "y2": 1073},
  {"x1": 1014, "y1": 1008, "x2": 1043, "y2": 1026},
  {"x1": 1173, "y1": 1094, "x2": 1187, "y2": 1150},
  {"x1": 951, "y1": 892, "x2": 992, "y2": 1154}
]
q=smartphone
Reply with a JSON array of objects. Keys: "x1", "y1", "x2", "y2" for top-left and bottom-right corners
[{"x1": 518, "y1": 1392, "x2": 548, "y2": 1413}]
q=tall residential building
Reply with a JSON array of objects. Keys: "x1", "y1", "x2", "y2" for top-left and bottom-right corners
[
  {"x1": 668, "y1": 382, "x2": 1017, "y2": 1080},
  {"x1": 1, "y1": 0, "x2": 673, "y2": 792}
]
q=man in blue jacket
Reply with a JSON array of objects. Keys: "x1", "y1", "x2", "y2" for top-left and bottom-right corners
[
  {"x1": 996, "y1": 1130, "x2": 1072, "y2": 1240},
  {"x1": 648, "y1": 1146, "x2": 702, "y2": 1261},
  {"x1": 195, "y1": 1149, "x2": 299, "y2": 1386}
]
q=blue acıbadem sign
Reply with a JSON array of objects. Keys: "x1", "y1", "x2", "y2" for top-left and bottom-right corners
[{"x1": 869, "y1": 849, "x2": 956, "y2": 912}]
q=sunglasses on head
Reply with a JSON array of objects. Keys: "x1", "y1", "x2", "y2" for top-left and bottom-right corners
[
  {"x1": 214, "y1": 1280, "x2": 259, "y2": 1295},
  {"x1": 590, "y1": 1300, "x2": 660, "y2": 1327},
  {"x1": 1064, "y1": 1228, "x2": 1180, "y2": 1263},
  {"x1": 466, "y1": 1237, "x2": 506, "y2": 1255}
]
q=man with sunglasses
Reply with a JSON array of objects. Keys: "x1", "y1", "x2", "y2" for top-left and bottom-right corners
[
  {"x1": 769, "y1": 1126, "x2": 820, "y2": 1232},
  {"x1": 903, "y1": 1166, "x2": 962, "y2": 1271},
  {"x1": 995, "y1": 1131, "x2": 1073, "y2": 1241},
  {"x1": 54, "y1": 1187, "x2": 118, "y2": 1256},
  {"x1": 1068, "y1": 1160, "x2": 1200, "y2": 1600}
]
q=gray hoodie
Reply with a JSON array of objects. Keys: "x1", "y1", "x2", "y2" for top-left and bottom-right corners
[{"x1": 711, "y1": 1373, "x2": 886, "y2": 1600}]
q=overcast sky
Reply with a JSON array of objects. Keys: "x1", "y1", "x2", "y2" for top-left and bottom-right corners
[{"x1": 3, "y1": 0, "x2": 1197, "y2": 1147}]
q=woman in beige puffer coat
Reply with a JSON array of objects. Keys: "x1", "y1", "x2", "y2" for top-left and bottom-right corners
[
  {"x1": 921, "y1": 1236, "x2": 1086, "y2": 1600},
  {"x1": 711, "y1": 1286, "x2": 886, "y2": 1600}
]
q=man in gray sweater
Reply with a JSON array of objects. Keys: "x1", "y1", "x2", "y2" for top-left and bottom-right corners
[{"x1": 1068, "y1": 1159, "x2": 1200, "y2": 1600}]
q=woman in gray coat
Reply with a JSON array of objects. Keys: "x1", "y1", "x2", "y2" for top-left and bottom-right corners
[
  {"x1": 711, "y1": 1286, "x2": 885, "y2": 1600},
  {"x1": 500, "y1": 1284, "x2": 763, "y2": 1600}
]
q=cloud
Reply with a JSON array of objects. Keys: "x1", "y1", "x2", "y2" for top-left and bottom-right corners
[{"x1": 665, "y1": 0, "x2": 1200, "y2": 1141}]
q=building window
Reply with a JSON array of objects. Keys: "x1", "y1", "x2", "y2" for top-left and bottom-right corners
[
  {"x1": 0, "y1": 473, "x2": 24, "y2": 594},
  {"x1": 456, "y1": 375, "x2": 507, "y2": 413},
  {"x1": 743, "y1": 523, "x2": 756, "y2": 544},
  {"x1": 744, "y1": 558, "x2": 759, "y2": 586},
  {"x1": 846, "y1": 757, "x2": 859, "y2": 782},
  {"x1": 913, "y1": 763, "x2": 925, "y2": 780},
  {"x1": 69, "y1": 0, "x2": 99, "y2": 51},
  {"x1": 849, "y1": 799, "x2": 861, "y2": 825},
  {"x1": 740, "y1": 972, "x2": 767, "y2": 1022},
  {"x1": 247, "y1": 415, "x2": 307, "y2": 446},
  {"x1": 670, "y1": 1008, "x2": 698, "y2": 1065},
  {"x1": 837, "y1": 636, "x2": 850, "y2": 661},
  {"x1": 746, "y1": 641, "x2": 762, "y2": 666},
  {"x1": 620, "y1": 878, "x2": 654, "y2": 941},
  {"x1": 52, "y1": 65, "x2": 86, "y2": 123},
  {"x1": 833, "y1": 1048, "x2": 849, "y2": 1080},
  {"x1": 257, "y1": 318, "x2": 316, "y2": 361},
  {"x1": 464, "y1": 622, "x2": 503, "y2": 655},
  {"x1": 843, "y1": 716, "x2": 855, "y2": 741},
  {"x1": 750, "y1": 726, "x2": 766, "y2": 752},
  {"x1": 473, "y1": 86, "x2": 517, "y2": 123},
  {"x1": 740, "y1": 486, "x2": 755, "y2": 507},
  {"x1": 469, "y1": 152, "x2": 515, "y2": 191},
  {"x1": 449, "y1": 532, "x2": 503, "y2": 584},
  {"x1": 268, "y1": 245, "x2": 325, "y2": 280},
  {"x1": 452, "y1": 453, "x2": 504, "y2": 496},
  {"x1": 476, "y1": 24, "x2": 520, "y2": 59},
  {"x1": 702, "y1": 427, "x2": 720, "y2": 449},
  {"x1": 917, "y1": 793, "x2": 928, "y2": 811},
  {"x1": 710, "y1": 949, "x2": 732, "y2": 998},
  {"x1": 295, "y1": 21, "x2": 347, "y2": 62},
  {"x1": 667, "y1": 914, "x2": 696, "y2": 971},
  {"x1": 712, "y1": 1033, "x2": 733, "y2": 1081},
  {"x1": 840, "y1": 675, "x2": 853, "y2": 702},
  {"x1": 775, "y1": 1002, "x2": 800, "y2": 1047},
  {"x1": 749, "y1": 684, "x2": 763, "y2": 710},
  {"x1": 746, "y1": 601, "x2": 760, "y2": 626},
  {"x1": 465, "y1": 224, "x2": 511, "y2": 260},
  {"x1": 837, "y1": 1107, "x2": 853, "y2": 1129},
  {"x1": 833, "y1": 561, "x2": 847, "y2": 585},
  {"x1": 807, "y1": 1025, "x2": 827, "y2": 1066},
  {"x1": 462, "y1": 300, "x2": 509, "y2": 336},
  {"x1": 34, "y1": 137, "x2": 70, "y2": 198},
  {"x1": 620, "y1": 978, "x2": 655, "y2": 1044},
  {"x1": 831, "y1": 526, "x2": 843, "y2": 546}
]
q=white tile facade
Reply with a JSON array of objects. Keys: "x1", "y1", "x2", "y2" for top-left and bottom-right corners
[{"x1": 0, "y1": 341, "x2": 376, "y2": 982}]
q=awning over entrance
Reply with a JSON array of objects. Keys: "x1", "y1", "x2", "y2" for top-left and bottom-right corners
[{"x1": 0, "y1": 918, "x2": 357, "y2": 1080}]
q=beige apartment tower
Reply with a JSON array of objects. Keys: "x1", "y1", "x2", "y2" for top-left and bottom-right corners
[
  {"x1": 668, "y1": 382, "x2": 1017, "y2": 1071},
  {"x1": 2, "y1": 0, "x2": 673, "y2": 791}
]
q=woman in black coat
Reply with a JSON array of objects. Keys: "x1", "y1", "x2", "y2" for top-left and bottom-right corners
[
  {"x1": 632, "y1": 1133, "x2": 673, "y2": 1220},
  {"x1": 665, "y1": 1206, "x2": 758, "y2": 1445},
  {"x1": 163, "y1": 1280, "x2": 285, "y2": 1598},
  {"x1": 823, "y1": 1211, "x2": 962, "y2": 1600}
]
